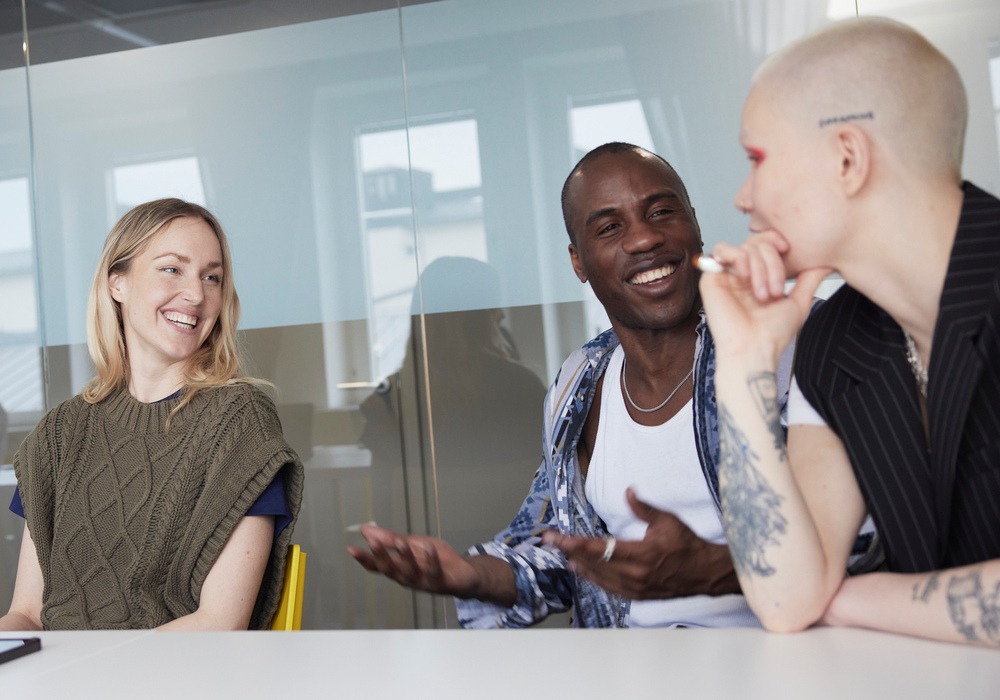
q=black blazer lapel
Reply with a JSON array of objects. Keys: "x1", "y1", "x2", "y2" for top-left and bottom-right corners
[{"x1": 927, "y1": 183, "x2": 1000, "y2": 562}]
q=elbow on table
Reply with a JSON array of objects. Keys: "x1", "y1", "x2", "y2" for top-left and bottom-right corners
[
  {"x1": 752, "y1": 599, "x2": 826, "y2": 634},
  {"x1": 758, "y1": 613, "x2": 816, "y2": 634}
]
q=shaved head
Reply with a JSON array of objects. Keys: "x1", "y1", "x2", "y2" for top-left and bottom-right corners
[{"x1": 752, "y1": 17, "x2": 966, "y2": 181}]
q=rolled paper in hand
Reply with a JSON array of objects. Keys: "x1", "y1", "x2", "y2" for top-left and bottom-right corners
[{"x1": 694, "y1": 253, "x2": 724, "y2": 274}]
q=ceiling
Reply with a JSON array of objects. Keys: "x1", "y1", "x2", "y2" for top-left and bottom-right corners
[{"x1": 0, "y1": 0, "x2": 438, "y2": 67}]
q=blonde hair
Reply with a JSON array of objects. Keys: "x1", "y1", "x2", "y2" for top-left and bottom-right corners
[{"x1": 83, "y1": 198, "x2": 258, "y2": 417}]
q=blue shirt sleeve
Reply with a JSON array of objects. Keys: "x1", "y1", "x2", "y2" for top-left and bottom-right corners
[
  {"x1": 246, "y1": 464, "x2": 292, "y2": 538},
  {"x1": 11, "y1": 466, "x2": 292, "y2": 537},
  {"x1": 10, "y1": 486, "x2": 24, "y2": 518}
]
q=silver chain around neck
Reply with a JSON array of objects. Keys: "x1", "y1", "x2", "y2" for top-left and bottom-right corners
[
  {"x1": 903, "y1": 330, "x2": 928, "y2": 398},
  {"x1": 621, "y1": 355, "x2": 693, "y2": 414}
]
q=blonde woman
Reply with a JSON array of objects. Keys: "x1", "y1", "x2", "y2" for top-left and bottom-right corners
[{"x1": 1, "y1": 199, "x2": 303, "y2": 630}]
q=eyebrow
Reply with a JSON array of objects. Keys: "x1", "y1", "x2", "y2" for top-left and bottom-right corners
[
  {"x1": 153, "y1": 253, "x2": 222, "y2": 269},
  {"x1": 583, "y1": 190, "x2": 684, "y2": 228}
]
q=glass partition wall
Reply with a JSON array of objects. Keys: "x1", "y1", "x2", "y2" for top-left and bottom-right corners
[{"x1": 1, "y1": 0, "x2": 998, "y2": 629}]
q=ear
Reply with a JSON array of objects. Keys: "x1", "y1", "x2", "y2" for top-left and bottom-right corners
[
  {"x1": 835, "y1": 124, "x2": 871, "y2": 197},
  {"x1": 568, "y1": 243, "x2": 587, "y2": 283},
  {"x1": 690, "y1": 206, "x2": 703, "y2": 247},
  {"x1": 108, "y1": 272, "x2": 126, "y2": 303}
]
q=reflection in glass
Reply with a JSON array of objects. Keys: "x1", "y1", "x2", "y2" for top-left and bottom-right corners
[
  {"x1": 360, "y1": 257, "x2": 545, "y2": 541},
  {"x1": 111, "y1": 157, "x2": 205, "y2": 218},
  {"x1": 570, "y1": 98, "x2": 654, "y2": 159},
  {"x1": 0, "y1": 177, "x2": 42, "y2": 416},
  {"x1": 569, "y1": 98, "x2": 657, "y2": 340},
  {"x1": 358, "y1": 118, "x2": 486, "y2": 382},
  {"x1": 990, "y1": 48, "x2": 1000, "y2": 169}
]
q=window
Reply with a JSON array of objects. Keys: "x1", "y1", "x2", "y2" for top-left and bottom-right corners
[
  {"x1": 357, "y1": 117, "x2": 486, "y2": 382},
  {"x1": 0, "y1": 177, "x2": 42, "y2": 415},
  {"x1": 110, "y1": 156, "x2": 205, "y2": 220},
  {"x1": 569, "y1": 98, "x2": 655, "y2": 338}
]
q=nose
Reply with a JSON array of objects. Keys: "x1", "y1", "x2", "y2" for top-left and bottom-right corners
[
  {"x1": 621, "y1": 219, "x2": 662, "y2": 255},
  {"x1": 182, "y1": 275, "x2": 205, "y2": 305},
  {"x1": 734, "y1": 176, "x2": 752, "y2": 214}
]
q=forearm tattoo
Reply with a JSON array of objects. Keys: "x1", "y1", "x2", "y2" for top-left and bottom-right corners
[
  {"x1": 946, "y1": 570, "x2": 1000, "y2": 645},
  {"x1": 911, "y1": 572, "x2": 940, "y2": 603},
  {"x1": 718, "y1": 372, "x2": 788, "y2": 579},
  {"x1": 749, "y1": 372, "x2": 786, "y2": 457}
]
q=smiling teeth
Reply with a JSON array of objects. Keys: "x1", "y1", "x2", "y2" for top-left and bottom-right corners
[
  {"x1": 165, "y1": 312, "x2": 197, "y2": 329},
  {"x1": 630, "y1": 264, "x2": 676, "y2": 285}
]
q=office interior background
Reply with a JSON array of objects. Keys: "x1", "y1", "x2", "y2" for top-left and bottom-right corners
[{"x1": 0, "y1": 0, "x2": 998, "y2": 629}]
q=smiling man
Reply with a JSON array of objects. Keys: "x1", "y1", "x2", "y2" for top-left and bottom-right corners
[{"x1": 350, "y1": 143, "x2": 874, "y2": 627}]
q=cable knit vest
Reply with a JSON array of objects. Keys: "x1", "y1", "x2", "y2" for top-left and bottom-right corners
[{"x1": 13, "y1": 383, "x2": 304, "y2": 630}]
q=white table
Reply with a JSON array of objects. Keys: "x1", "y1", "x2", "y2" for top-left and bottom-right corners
[{"x1": 1, "y1": 627, "x2": 997, "y2": 698}]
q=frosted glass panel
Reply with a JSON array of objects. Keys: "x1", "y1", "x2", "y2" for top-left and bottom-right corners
[
  {"x1": 359, "y1": 117, "x2": 488, "y2": 380},
  {"x1": 0, "y1": 57, "x2": 35, "y2": 616},
  {"x1": 571, "y1": 100, "x2": 655, "y2": 155},
  {"x1": 0, "y1": 63, "x2": 41, "y2": 422},
  {"x1": 29, "y1": 10, "x2": 410, "y2": 346},
  {"x1": 111, "y1": 157, "x2": 206, "y2": 216},
  {"x1": 400, "y1": 0, "x2": 837, "y2": 324}
]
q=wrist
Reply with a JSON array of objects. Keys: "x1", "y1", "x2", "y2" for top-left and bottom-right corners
[
  {"x1": 704, "y1": 543, "x2": 742, "y2": 596},
  {"x1": 464, "y1": 554, "x2": 517, "y2": 607},
  {"x1": 714, "y1": 344, "x2": 782, "y2": 375},
  {"x1": 821, "y1": 575, "x2": 866, "y2": 628},
  {"x1": 458, "y1": 554, "x2": 488, "y2": 599}
]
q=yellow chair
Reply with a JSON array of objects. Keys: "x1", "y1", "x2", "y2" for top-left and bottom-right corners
[{"x1": 271, "y1": 544, "x2": 306, "y2": 631}]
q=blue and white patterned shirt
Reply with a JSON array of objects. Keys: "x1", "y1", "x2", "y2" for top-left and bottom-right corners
[
  {"x1": 458, "y1": 309, "x2": 881, "y2": 628},
  {"x1": 457, "y1": 314, "x2": 793, "y2": 628}
]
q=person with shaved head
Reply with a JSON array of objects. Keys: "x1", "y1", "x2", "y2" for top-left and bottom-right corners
[{"x1": 701, "y1": 17, "x2": 1000, "y2": 647}]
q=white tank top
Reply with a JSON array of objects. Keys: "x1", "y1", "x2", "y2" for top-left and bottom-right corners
[{"x1": 585, "y1": 345, "x2": 759, "y2": 628}]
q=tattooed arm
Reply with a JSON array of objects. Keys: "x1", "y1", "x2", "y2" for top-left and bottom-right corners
[
  {"x1": 824, "y1": 564, "x2": 1000, "y2": 648},
  {"x1": 702, "y1": 235, "x2": 1000, "y2": 647},
  {"x1": 713, "y1": 366, "x2": 866, "y2": 631},
  {"x1": 699, "y1": 234, "x2": 867, "y2": 631},
  {"x1": 727, "y1": 378, "x2": 1000, "y2": 647}
]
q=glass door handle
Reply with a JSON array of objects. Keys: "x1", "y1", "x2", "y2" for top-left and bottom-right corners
[{"x1": 336, "y1": 378, "x2": 392, "y2": 394}]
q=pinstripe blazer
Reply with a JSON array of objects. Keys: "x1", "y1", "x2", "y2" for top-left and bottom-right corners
[{"x1": 795, "y1": 182, "x2": 1000, "y2": 574}]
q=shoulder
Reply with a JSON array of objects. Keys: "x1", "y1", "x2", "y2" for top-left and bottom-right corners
[
  {"x1": 190, "y1": 382, "x2": 282, "y2": 434},
  {"x1": 197, "y1": 381, "x2": 274, "y2": 407},
  {"x1": 26, "y1": 394, "x2": 89, "y2": 441},
  {"x1": 14, "y1": 395, "x2": 89, "y2": 481},
  {"x1": 550, "y1": 329, "x2": 617, "y2": 396},
  {"x1": 798, "y1": 286, "x2": 864, "y2": 361},
  {"x1": 795, "y1": 285, "x2": 891, "y2": 399}
]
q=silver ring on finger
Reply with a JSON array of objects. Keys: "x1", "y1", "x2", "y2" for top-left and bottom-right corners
[{"x1": 601, "y1": 535, "x2": 617, "y2": 563}]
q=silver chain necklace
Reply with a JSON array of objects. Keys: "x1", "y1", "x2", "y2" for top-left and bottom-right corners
[
  {"x1": 621, "y1": 355, "x2": 693, "y2": 414},
  {"x1": 903, "y1": 330, "x2": 928, "y2": 398}
]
